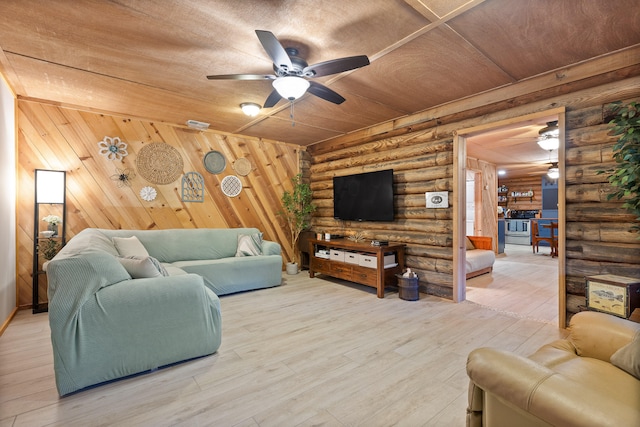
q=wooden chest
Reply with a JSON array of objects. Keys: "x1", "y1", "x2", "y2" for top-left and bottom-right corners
[{"x1": 586, "y1": 274, "x2": 640, "y2": 318}]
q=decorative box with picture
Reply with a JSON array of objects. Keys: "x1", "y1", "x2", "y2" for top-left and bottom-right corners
[{"x1": 586, "y1": 274, "x2": 640, "y2": 318}]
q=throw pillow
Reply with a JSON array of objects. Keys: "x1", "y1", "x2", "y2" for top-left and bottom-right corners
[
  {"x1": 112, "y1": 236, "x2": 150, "y2": 257},
  {"x1": 236, "y1": 232, "x2": 263, "y2": 257},
  {"x1": 465, "y1": 237, "x2": 475, "y2": 251},
  {"x1": 117, "y1": 256, "x2": 169, "y2": 279},
  {"x1": 610, "y1": 331, "x2": 640, "y2": 379}
]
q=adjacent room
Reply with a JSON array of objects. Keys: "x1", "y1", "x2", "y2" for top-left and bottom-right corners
[{"x1": 1, "y1": 1, "x2": 639, "y2": 426}]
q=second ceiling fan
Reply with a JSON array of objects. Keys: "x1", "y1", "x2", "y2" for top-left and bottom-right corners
[{"x1": 207, "y1": 30, "x2": 370, "y2": 108}]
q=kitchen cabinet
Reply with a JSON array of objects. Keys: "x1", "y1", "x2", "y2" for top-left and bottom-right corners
[{"x1": 497, "y1": 219, "x2": 505, "y2": 253}]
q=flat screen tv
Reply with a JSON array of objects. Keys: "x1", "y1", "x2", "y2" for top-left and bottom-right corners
[{"x1": 333, "y1": 169, "x2": 394, "y2": 222}]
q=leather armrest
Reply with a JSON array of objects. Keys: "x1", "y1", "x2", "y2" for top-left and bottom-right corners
[
  {"x1": 467, "y1": 347, "x2": 639, "y2": 427},
  {"x1": 569, "y1": 311, "x2": 640, "y2": 361}
]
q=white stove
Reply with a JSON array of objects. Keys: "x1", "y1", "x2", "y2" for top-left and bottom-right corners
[{"x1": 505, "y1": 219, "x2": 531, "y2": 245}]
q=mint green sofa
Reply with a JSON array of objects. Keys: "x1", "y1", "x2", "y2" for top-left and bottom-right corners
[{"x1": 47, "y1": 227, "x2": 282, "y2": 395}]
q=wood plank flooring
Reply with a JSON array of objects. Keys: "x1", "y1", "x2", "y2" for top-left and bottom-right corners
[
  {"x1": 1, "y1": 256, "x2": 565, "y2": 426},
  {"x1": 466, "y1": 243, "x2": 559, "y2": 325}
]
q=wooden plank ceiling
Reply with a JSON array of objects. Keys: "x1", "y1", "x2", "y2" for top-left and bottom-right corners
[{"x1": 1, "y1": 0, "x2": 639, "y2": 176}]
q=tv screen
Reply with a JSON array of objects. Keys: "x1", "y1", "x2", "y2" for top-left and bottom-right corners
[{"x1": 333, "y1": 169, "x2": 394, "y2": 222}]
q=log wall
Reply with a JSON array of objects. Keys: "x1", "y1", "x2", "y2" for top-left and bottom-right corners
[
  {"x1": 17, "y1": 101, "x2": 300, "y2": 308},
  {"x1": 309, "y1": 130, "x2": 457, "y2": 298},
  {"x1": 308, "y1": 78, "x2": 640, "y2": 321},
  {"x1": 564, "y1": 98, "x2": 640, "y2": 316}
]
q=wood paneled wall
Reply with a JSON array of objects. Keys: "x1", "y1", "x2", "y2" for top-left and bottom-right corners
[
  {"x1": 17, "y1": 101, "x2": 300, "y2": 308},
  {"x1": 498, "y1": 176, "x2": 543, "y2": 212},
  {"x1": 308, "y1": 79, "x2": 640, "y2": 313},
  {"x1": 467, "y1": 157, "x2": 498, "y2": 252}
]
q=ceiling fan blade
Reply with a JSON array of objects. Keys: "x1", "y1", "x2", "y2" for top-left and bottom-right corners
[
  {"x1": 263, "y1": 89, "x2": 282, "y2": 108},
  {"x1": 255, "y1": 30, "x2": 293, "y2": 70},
  {"x1": 303, "y1": 55, "x2": 370, "y2": 77},
  {"x1": 307, "y1": 81, "x2": 345, "y2": 104},
  {"x1": 207, "y1": 74, "x2": 274, "y2": 81}
]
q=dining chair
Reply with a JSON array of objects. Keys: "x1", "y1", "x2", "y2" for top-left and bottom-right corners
[{"x1": 531, "y1": 221, "x2": 555, "y2": 255}]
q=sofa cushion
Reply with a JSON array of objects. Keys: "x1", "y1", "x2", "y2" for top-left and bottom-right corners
[
  {"x1": 52, "y1": 228, "x2": 119, "y2": 260},
  {"x1": 611, "y1": 331, "x2": 640, "y2": 379},
  {"x1": 100, "y1": 228, "x2": 264, "y2": 262},
  {"x1": 118, "y1": 256, "x2": 169, "y2": 279},
  {"x1": 465, "y1": 236, "x2": 475, "y2": 250},
  {"x1": 466, "y1": 249, "x2": 495, "y2": 273},
  {"x1": 173, "y1": 255, "x2": 282, "y2": 296},
  {"x1": 113, "y1": 236, "x2": 150, "y2": 257},
  {"x1": 235, "y1": 232, "x2": 263, "y2": 256}
]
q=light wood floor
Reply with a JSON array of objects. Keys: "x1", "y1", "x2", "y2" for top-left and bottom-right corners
[
  {"x1": 466, "y1": 243, "x2": 560, "y2": 325},
  {"x1": 1, "y1": 257, "x2": 565, "y2": 426}
]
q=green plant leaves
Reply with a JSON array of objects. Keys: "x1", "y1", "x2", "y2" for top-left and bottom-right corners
[{"x1": 605, "y1": 101, "x2": 640, "y2": 236}]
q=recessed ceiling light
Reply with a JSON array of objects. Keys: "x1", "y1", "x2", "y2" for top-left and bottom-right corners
[
  {"x1": 498, "y1": 170, "x2": 506, "y2": 176},
  {"x1": 240, "y1": 102, "x2": 261, "y2": 117}
]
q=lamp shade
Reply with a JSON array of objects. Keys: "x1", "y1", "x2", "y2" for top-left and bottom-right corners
[
  {"x1": 547, "y1": 163, "x2": 559, "y2": 180},
  {"x1": 272, "y1": 76, "x2": 310, "y2": 100},
  {"x1": 35, "y1": 169, "x2": 66, "y2": 204},
  {"x1": 537, "y1": 121, "x2": 560, "y2": 151},
  {"x1": 537, "y1": 136, "x2": 559, "y2": 151}
]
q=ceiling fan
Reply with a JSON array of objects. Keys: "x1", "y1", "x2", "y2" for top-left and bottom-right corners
[{"x1": 206, "y1": 30, "x2": 370, "y2": 108}]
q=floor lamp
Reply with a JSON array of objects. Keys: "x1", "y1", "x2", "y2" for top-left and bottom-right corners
[{"x1": 32, "y1": 169, "x2": 66, "y2": 313}]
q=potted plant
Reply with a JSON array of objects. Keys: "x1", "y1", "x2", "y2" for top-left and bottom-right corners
[
  {"x1": 601, "y1": 101, "x2": 640, "y2": 237},
  {"x1": 280, "y1": 173, "x2": 316, "y2": 274},
  {"x1": 41, "y1": 237, "x2": 61, "y2": 260}
]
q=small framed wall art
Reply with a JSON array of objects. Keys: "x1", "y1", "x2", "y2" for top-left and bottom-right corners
[{"x1": 426, "y1": 191, "x2": 448, "y2": 208}]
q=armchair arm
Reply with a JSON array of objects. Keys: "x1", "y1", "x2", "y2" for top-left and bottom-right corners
[
  {"x1": 262, "y1": 240, "x2": 282, "y2": 256},
  {"x1": 569, "y1": 311, "x2": 640, "y2": 361},
  {"x1": 467, "y1": 347, "x2": 637, "y2": 427},
  {"x1": 47, "y1": 252, "x2": 131, "y2": 318}
]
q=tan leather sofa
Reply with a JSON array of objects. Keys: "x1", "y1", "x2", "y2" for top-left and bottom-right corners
[{"x1": 466, "y1": 311, "x2": 640, "y2": 427}]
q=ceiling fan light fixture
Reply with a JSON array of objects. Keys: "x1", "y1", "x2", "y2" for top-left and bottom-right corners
[
  {"x1": 537, "y1": 120, "x2": 560, "y2": 151},
  {"x1": 272, "y1": 76, "x2": 310, "y2": 100},
  {"x1": 539, "y1": 121, "x2": 559, "y2": 137},
  {"x1": 537, "y1": 137, "x2": 560, "y2": 151},
  {"x1": 240, "y1": 102, "x2": 261, "y2": 117},
  {"x1": 547, "y1": 162, "x2": 560, "y2": 180}
]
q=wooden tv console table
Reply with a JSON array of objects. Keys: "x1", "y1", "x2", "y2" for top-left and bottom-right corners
[{"x1": 309, "y1": 238, "x2": 405, "y2": 298}]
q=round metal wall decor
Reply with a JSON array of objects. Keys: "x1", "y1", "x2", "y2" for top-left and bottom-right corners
[
  {"x1": 203, "y1": 150, "x2": 226, "y2": 174},
  {"x1": 136, "y1": 143, "x2": 184, "y2": 185},
  {"x1": 221, "y1": 175, "x2": 242, "y2": 197},
  {"x1": 233, "y1": 157, "x2": 252, "y2": 176}
]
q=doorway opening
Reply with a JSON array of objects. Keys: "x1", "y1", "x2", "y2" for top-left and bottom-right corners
[{"x1": 453, "y1": 108, "x2": 566, "y2": 326}]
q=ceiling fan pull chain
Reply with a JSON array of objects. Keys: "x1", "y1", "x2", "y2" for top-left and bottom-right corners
[{"x1": 290, "y1": 101, "x2": 295, "y2": 127}]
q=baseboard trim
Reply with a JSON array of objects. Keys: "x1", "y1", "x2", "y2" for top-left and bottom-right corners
[{"x1": 0, "y1": 307, "x2": 19, "y2": 336}]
